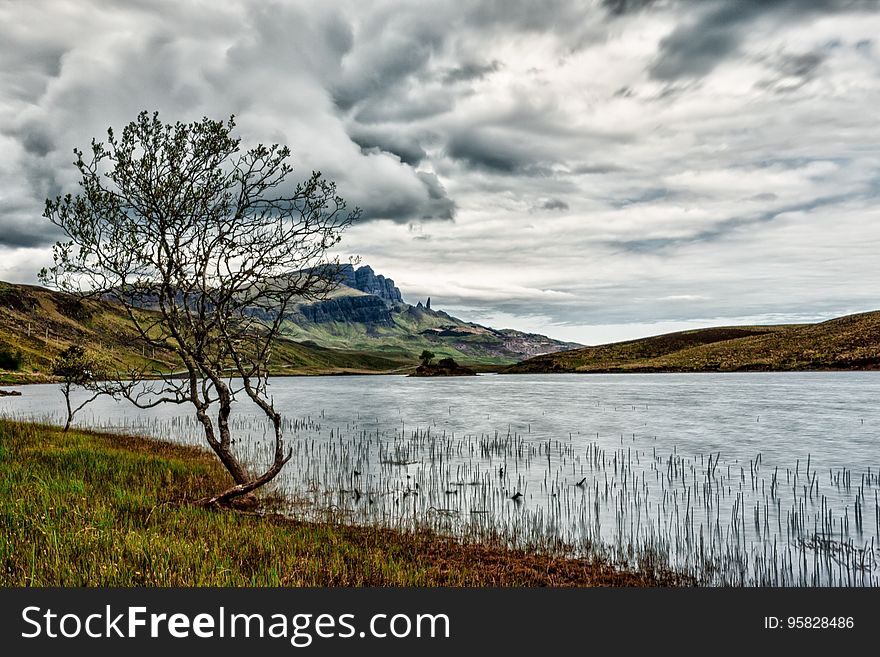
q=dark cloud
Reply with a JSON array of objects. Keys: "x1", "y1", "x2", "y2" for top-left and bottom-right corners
[
  {"x1": 323, "y1": 12, "x2": 354, "y2": 56},
  {"x1": 446, "y1": 130, "x2": 553, "y2": 174},
  {"x1": 609, "y1": 192, "x2": 856, "y2": 254},
  {"x1": 610, "y1": 187, "x2": 670, "y2": 207},
  {"x1": 19, "y1": 128, "x2": 55, "y2": 158},
  {"x1": 331, "y1": 16, "x2": 445, "y2": 111},
  {"x1": 777, "y1": 51, "x2": 828, "y2": 78},
  {"x1": 357, "y1": 171, "x2": 455, "y2": 223},
  {"x1": 0, "y1": 205, "x2": 60, "y2": 248},
  {"x1": 756, "y1": 49, "x2": 832, "y2": 92},
  {"x1": 0, "y1": 22, "x2": 66, "y2": 103},
  {"x1": 358, "y1": 197, "x2": 423, "y2": 223},
  {"x1": 350, "y1": 128, "x2": 427, "y2": 165},
  {"x1": 415, "y1": 172, "x2": 456, "y2": 220},
  {"x1": 441, "y1": 60, "x2": 502, "y2": 84},
  {"x1": 649, "y1": 2, "x2": 751, "y2": 80},
  {"x1": 541, "y1": 198, "x2": 570, "y2": 211},
  {"x1": 352, "y1": 89, "x2": 457, "y2": 124},
  {"x1": 601, "y1": 0, "x2": 661, "y2": 16},
  {"x1": 649, "y1": 0, "x2": 878, "y2": 81},
  {"x1": 446, "y1": 134, "x2": 526, "y2": 173},
  {"x1": 573, "y1": 163, "x2": 628, "y2": 174},
  {"x1": 464, "y1": 0, "x2": 601, "y2": 35}
]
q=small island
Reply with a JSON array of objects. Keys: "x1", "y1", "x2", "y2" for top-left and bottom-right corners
[{"x1": 409, "y1": 350, "x2": 477, "y2": 377}]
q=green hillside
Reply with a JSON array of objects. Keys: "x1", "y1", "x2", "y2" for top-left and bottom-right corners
[
  {"x1": 271, "y1": 264, "x2": 579, "y2": 364},
  {"x1": 505, "y1": 311, "x2": 880, "y2": 373},
  {"x1": 6, "y1": 278, "x2": 880, "y2": 381},
  {"x1": 0, "y1": 276, "x2": 567, "y2": 383},
  {"x1": 281, "y1": 303, "x2": 553, "y2": 365},
  {"x1": 0, "y1": 261, "x2": 578, "y2": 383},
  {"x1": 0, "y1": 282, "x2": 409, "y2": 384}
]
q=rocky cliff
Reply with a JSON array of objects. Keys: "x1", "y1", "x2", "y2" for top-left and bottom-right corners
[
  {"x1": 297, "y1": 294, "x2": 394, "y2": 326},
  {"x1": 286, "y1": 264, "x2": 580, "y2": 364},
  {"x1": 335, "y1": 264, "x2": 403, "y2": 304}
]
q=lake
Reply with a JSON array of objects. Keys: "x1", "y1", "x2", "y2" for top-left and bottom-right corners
[{"x1": 3, "y1": 372, "x2": 879, "y2": 585}]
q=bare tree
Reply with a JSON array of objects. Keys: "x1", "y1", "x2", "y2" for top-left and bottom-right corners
[
  {"x1": 52, "y1": 344, "x2": 108, "y2": 432},
  {"x1": 41, "y1": 111, "x2": 359, "y2": 505}
]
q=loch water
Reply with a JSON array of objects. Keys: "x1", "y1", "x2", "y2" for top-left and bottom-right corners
[{"x1": 4, "y1": 372, "x2": 879, "y2": 585}]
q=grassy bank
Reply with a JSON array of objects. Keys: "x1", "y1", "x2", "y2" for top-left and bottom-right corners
[{"x1": 0, "y1": 419, "x2": 688, "y2": 587}]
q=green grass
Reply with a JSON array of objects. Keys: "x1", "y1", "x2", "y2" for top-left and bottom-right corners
[
  {"x1": 0, "y1": 419, "x2": 685, "y2": 587},
  {"x1": 279, "y1": 313, "x2": 517, "y2": 366}
]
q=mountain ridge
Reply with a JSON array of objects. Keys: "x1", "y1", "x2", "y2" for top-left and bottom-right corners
[
  {"x1": 0, "y1": 264, "x2": 578, "y2": 382},
  {"x1": 0, "y1": 280, "x2": 415, "y2": 384},
  {"x1": 335, "y1": 264, "x2": 403, "y2": 304},
  {"x1": 282, "y1": 265, "x2": 580, "y2": 363},
  {"x1": 5, "y1": 275, "x2": 880, "y2": 382}
]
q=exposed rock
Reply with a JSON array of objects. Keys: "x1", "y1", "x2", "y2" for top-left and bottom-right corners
[
  {"x1": 295, "y1": 265, "x2": 403, "y2": 327},
  {"x1": 419, "y1": 323, "x2": 581, "y2": 360},
  {"x1": 335, "y1": 264, "x2": 403, "y2": 304},
  {"x1": 289, "y1": 264, "x2": 581, "y2": 360},
  {"x1": 0, "y1": 389, "x2": 22, "y2": 397},
  {"x1": 298, "y1": 295, "x2": 395, "y2": 326}
]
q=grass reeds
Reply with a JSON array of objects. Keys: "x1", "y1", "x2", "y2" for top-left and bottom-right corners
[
  {"x1": 4, "y1": 376, "x2": 878, "y2": 587},
  {"x1": 0, "y1": 419, "x2": 687, "y2": 587}
]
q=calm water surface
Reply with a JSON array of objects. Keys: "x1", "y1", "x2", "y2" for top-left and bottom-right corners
[{"x1": 4, "y1": 372, "x2": 879, "y2": 585}]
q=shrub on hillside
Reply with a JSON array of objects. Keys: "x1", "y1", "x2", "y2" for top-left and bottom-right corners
[{"x1": 0, "y1": 344, "x2": 23, "y2": 370}]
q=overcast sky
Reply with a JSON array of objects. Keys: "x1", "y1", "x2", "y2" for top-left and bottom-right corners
[{"x1": 2, "y1": 0, "x2": 880, "y2": 344}]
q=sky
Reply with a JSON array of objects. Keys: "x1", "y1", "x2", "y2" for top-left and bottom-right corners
[{"x1": 2, "y1": 0, "x2": 880, "y2": 344}]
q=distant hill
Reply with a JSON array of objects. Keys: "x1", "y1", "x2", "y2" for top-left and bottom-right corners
[
  {"x1": 0, "y1": 267, "x2": 578, "y2": 383},
  {"x1": 505, "y1": 312, "x2": 880, "y2": 373},
  {"x1": 7, "y1": 276, "x2": 880, "y2": 382},
  {"x1": 0, "y1": 282, "x2": 410, "y2": 384},
  {"x1": 279, "y1": 264, "x2": 581, "y2": 364}
]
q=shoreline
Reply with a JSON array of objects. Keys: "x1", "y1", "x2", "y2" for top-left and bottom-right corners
[
  {"x1": 5, "y1": 365, "x2": 880, "y2": 389},
  {"x1": 0, "y1": 418, "x2": 691, "y2": 587},
  {"x1": 502, "y1": 366, "x2": 880, "y2": 375}
]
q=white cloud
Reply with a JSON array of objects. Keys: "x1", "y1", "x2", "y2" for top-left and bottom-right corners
[{"x1": 2, "y1": 1, "x2": 880, "y2": 343}]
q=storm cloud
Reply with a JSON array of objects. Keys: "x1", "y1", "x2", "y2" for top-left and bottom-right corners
[
  {"x1": 649, "y1": 0, "x2": 879, "y2": 81},
  {"x1": 2, "y1": 0, "x2": 880, "y2": 342}
]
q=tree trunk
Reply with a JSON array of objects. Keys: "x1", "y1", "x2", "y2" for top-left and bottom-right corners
[
  {"x1": 197, "y1": 414, "x2": 290, "y2": 507},
  {"x1": 194, "y1": 405, "x2": 250, "y2": 486},
  {"x1": 62, "y1": 383, "x2": 73, "y2": 433}
]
